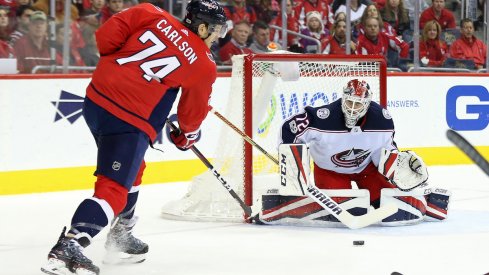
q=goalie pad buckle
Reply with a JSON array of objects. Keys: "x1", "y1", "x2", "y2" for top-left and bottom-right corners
[{"x1": 378, "y1": 149, "x2": 429, "y2": 191}]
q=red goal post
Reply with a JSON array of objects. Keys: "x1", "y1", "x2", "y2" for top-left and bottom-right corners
[{"x1": 161, "y1": 53, "x2": 387, "y2": 222}]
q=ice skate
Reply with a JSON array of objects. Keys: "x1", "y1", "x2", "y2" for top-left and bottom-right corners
[
  {"x1": 103, "y1": 216, "x2": 148, "y2": 265},
  {"x1": 41, "y1": 227, "x2": 100, "y2": 275}
]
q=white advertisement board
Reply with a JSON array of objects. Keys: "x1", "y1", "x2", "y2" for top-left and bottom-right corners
[{"x1": 0, "y1": 74, "x2": 488, "y2": 193}]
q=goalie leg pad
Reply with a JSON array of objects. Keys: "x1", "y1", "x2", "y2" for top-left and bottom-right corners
[
  {"x1": 380, "y1": 188, "x2": 427, "y2": 226},
  {"x1": 278, "y1": 144, "x2": 311, "y2": 195},
  {"x1": 260, "y1": 189, "x2": 370, "y2": 227},
  {"x1": 424, "y1": 188, "x2": 451, "y2": 221}
]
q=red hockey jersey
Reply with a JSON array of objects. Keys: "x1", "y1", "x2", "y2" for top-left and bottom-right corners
[{"x1": 86, "y1": 3, "x2": 217, "y2": 141}]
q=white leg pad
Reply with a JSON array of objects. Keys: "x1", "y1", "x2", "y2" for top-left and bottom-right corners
[
  {"x1": 380, "y1": 188, "x2": 427, "y2": 226},
  {"x1": 260, "y1": 189, "x2": 370, "y2": 227}
]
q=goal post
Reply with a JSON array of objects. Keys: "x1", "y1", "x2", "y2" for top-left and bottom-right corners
[{"x1": 161, "y1": 53, "x2": 387, "y2": 222}]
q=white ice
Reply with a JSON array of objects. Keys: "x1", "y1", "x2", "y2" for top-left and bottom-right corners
[{"x1": 1, "y1": 165, "x2": 489, "y2": 275}]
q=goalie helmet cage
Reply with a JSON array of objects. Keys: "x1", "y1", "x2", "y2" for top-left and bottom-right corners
[{"x1": 161, "y1": 54, "x2": 387, "y2": 222}]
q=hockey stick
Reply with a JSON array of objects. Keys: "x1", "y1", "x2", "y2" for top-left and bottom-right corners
[
  {"x1": 210, "y1": 108, "x2": 398, "y2": 229},
  {"x1": 165, "y1": 120, "x2": 256, "y2": 220},
  {"x1": 210, "y1": 106, "x2": 279, "y2": 164},
  {"x1": 446, "y1": 129, "x2": 489, "y2": 176}
]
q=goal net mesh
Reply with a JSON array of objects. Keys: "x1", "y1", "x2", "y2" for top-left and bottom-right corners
[{"x1": 161, "y1": 54, "x2": 386, "y2": 222}]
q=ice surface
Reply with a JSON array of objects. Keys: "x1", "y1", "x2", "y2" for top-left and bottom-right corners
[{"x1": 1, "y1": 165, "x2": 488, "y2": 275}]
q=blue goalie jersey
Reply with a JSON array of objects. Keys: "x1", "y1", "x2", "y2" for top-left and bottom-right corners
[{"x1": 279, "y1": 99, "x2": 398, "y2": 174}]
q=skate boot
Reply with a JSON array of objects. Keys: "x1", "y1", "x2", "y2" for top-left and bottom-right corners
[
  {"x1": 103, "y1": 216, "x2": 148, "y2": 264},
  {"x1": 41, "y1": 227, "x2": 100, "y2": 275}
]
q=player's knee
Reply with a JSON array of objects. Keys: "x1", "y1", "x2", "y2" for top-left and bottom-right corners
[{"x1": 94, "y1": 175, "x2": 128, "y2": 216}]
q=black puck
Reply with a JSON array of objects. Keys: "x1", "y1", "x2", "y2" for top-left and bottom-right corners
[
  {"x1": 353, "y1": 240, "x2": 365, "y2": 245},
  {"x1": 391, "y1": 272, "x2": 403, "y2": 275}
]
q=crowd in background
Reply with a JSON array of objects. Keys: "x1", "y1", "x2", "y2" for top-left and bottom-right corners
[{"x1": 0, "y1": 0, "x2": 487, "y2": 73}]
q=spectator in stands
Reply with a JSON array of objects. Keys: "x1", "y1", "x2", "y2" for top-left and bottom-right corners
[
  {"x1": 0, "y1": 38, "x2": 14, "y2": 57},
  {"x1": 323, "y1": 18, "x2": 357, "y2": 54},
  {"x1": 380, "y1": 0, "x2": 410, "y2": 35},
  {"x1": 419, "y1": 0, "x2": 456, "y2": 30},
  {"x1": 219, "y1": 20, "x2": 253, "y2": 64},
  {"x1": 98, "y1": 0, "x2": 124, "y2": 24},
  {"x1": 249, "y1": 20, "x2": 281, "y2": 53},
  {"x1": 449, "y1": 18, "x2": 487, "y2": 69},
  {"x1": 0, "y1": 6, "x2": 11, "y2": 41},
  {"x1": 419, "y1": 20, "x2": 448, "y2": 66},
  {"x1": 224, "y1": 0, "x2": 257, "y2": 28},
  {"x1": 250, "y1": 0, "x2": 279, "y2": 25},
  {"x1": 80, "y1": 0, "x2": 105, "y2": 16},
  {"x1": 358, "y1": 4, "x2": 396, "y2": 37},
  {"x1": 79, "y1": 0, "x2": 102, "y2": 66},
  {"x1": 13, "y1": 11, "x2": 51, "y2": 73},
  {"x1": 332, "y1": 0, "x2": 372, "y2": 14},
  {"x1": 294, "y1": 0, "x2": 333, "y2": 30},
  {"x1": 8, "y1": 5, "x2": 33, "y2": 46},
  {"x1": 335, "y1": 0, "x2": 367, "y2": 26},
  {"x1": 356, "y1": 17, "x2": 409, "y2": 64},
  {"x1": 300, "y1": 11, "x2": 329, "y2": 53},
  {"x1": 54, "y1": 23, "x2": 86, "y2": 67},
  {"x1": 274, "y1": 0, "x2": 301, "y2": 50},
  {"x1": 33, "y1": 0, "x2": 86, "y2": 54},
  {"x1": 403, "y1": 0, "x2": 429, "y2": 28},
  {"x1": 33, "y1": 0, "x2": 79, "y2": 23}
]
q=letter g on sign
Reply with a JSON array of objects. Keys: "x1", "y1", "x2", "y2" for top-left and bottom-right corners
[{"x1": 446, "y1": 85, "x2": 489, "y2": 131}]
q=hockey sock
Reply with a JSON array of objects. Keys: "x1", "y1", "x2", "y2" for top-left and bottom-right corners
[
  {"x1": 118, "y1": 186, "x2": 139, "y2": 220},
  {"x1": 118, "y1": 161, "x2": 145, "y2": 220},
  {"x1": 69, "y1": 197, "x2": 114, "y2": 239}
]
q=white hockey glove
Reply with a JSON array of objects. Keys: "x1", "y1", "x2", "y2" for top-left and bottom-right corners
[{"x1": 378, "y1": 149, "x2": 429, "y2": 191}]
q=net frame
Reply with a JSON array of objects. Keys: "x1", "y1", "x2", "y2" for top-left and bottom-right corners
[{"x1": 242, "y1": 54, "x2": 387, "y2": 218}]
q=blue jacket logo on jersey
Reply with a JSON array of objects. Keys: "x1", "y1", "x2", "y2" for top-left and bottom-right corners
[
  {"x1": 51, "y1": 90, "x2": 84, "y2": 124},
  {"x1": 331, "y1": 148, "x2": 371, "y2": 168},
  {"x1": 446, "y1": 85, "x2": 489, "y2": 131}
]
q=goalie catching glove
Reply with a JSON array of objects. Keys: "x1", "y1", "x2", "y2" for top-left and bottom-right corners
[
  {"x1": 378, "y1": 149, "x2": 428, "y2": 191},
  {"x1": 170, "y1": 128, "x2": 201, "y2": 151}
]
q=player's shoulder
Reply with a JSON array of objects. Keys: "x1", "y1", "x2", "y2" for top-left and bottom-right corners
[
  {"x1": 303, "y1": 99, "x2": 345, "y2": 130},
  {"x1": 364, "y1": 102, "x2": 394, "y2": 130}
]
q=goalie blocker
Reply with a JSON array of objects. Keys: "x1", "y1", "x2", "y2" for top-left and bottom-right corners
[{"x1": 258, "y1": 144, "x2": 450, "y2": 227}]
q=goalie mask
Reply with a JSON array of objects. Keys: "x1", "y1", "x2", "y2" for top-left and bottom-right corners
[
  {"x1": 183, "y1": 0, "x2": 228, "y2": 39},
  {"x1": 341, "y1": 79, "x2": 372, "y2": 128}
]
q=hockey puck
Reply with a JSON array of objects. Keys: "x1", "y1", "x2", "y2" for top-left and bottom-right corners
[
  {"x1": 353, "y1": 240, "x2": 365, "y2": 246},
  {"x1": 391, "y1": 272, "x2": 403, "y2": 275}
]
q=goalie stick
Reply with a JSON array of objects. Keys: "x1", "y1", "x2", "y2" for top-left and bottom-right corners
[
  {"x1": 210, "y1": 108, "x2": 398, "y2": 229},
  {"x1": 165, "y1": 120, "x2": 256, "y2": 221},
  {"x1": 446, "y1": 129, "x2": 489, "y2": 176}
]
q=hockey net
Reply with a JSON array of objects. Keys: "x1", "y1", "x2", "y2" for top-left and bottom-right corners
[{"x1": 161, "y1": 53, "x2": 387, "y2": 222}]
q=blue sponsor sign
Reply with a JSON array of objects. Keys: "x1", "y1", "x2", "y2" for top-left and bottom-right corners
[{"x1": 446, "y1": 85, "x2": 489, "y2": 131}]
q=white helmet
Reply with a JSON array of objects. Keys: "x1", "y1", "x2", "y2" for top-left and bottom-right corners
[{"x1": 341, "y1": 79, "x2": 372, "y2": 128}]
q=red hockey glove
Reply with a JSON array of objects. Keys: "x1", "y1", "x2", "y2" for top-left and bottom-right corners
[{"x1": 170, "y1": 129, "x2": 201, "y2": 151}]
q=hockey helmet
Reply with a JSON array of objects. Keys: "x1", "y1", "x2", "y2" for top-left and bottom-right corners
[
  {"x1": 183, "y1": 0, "x2": 228, "y2": 38},
  {"x1": 341, "y1": 79, "x2": 372, "y2": 128}
]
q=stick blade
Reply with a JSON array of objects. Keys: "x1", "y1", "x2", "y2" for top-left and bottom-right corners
[{"x1": 341, "y1": 203, "x2": 398, "y2": 229}]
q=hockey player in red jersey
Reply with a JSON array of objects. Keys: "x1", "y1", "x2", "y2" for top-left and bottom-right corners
[
  {"x1": 278, "y1": 79, "x2": 450, "y2": 226},
  {"x1": 41, "y1": 1, "x2": 227, "y2": 274}
]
